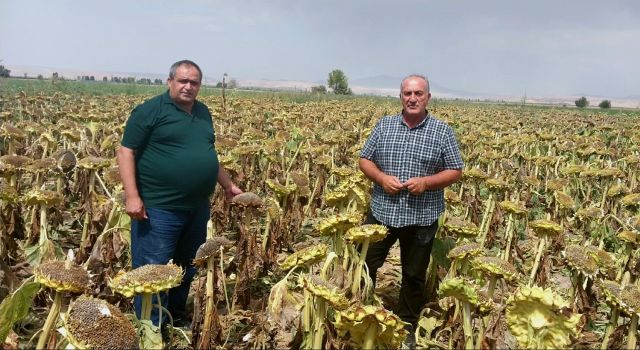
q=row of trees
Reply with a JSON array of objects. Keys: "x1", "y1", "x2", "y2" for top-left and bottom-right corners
[{"x1": 575, "y1": 96, "x2": 612, "y2": 109}]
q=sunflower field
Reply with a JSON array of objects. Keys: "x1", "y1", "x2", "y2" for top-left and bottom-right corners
[{"x1": 1, "y1": 83, "x2": 640, "y2": 349}]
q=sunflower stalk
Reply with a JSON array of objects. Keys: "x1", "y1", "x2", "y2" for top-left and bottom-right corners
[
  {"x1": 478, "y1": 193, "x2": 495, "y2": 246},
  {"x1": 462, "y1": 301, "x2": 475, "y2": 350},
  {"x1": 36, "y1": 291, "x2": 62, "y2": 349},
  {"x1": 528, "y1": 236, "x2": 546, "y2": 286}
]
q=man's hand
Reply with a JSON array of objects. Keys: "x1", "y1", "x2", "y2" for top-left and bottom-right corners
[
  {"x1": 224, "y1": 184, "x2": 243, "y2": 202},
  {"x1": 380, "y1": 174, "x2": 404, "y2": 195},
  {"x1": 125, "y1": 195, "x2": 147, "y2": 220},
  {"x1": 404, "y1": 177, "x2": 429, "y2": 195}
]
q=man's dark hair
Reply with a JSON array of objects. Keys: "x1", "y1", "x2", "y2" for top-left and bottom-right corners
[{"x1": 169, "y1": 60, "x2": 203, "y2": 82}]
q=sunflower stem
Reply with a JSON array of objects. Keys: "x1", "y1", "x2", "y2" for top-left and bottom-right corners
[
  {"x1": 462, "y1": 301, "x2": 475, "y2": 350},
  {"x1": 36, "y1": 291, "x2": 62, "y2": 350},
  {"x1": 528, "y1": 236, "x2": 546, "y2": 286}
]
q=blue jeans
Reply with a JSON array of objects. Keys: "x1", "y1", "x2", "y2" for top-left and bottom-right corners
[{"x1": 131, "y1": 203, "x2": 209, "y2": 326}]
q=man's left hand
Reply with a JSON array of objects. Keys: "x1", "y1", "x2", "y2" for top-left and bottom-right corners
[{"x1": 403, "y1": 177, "x2": 429, "y2": 195}]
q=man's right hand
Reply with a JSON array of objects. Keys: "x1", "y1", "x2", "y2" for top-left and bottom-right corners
[
  {"x1": 379, "y1": 174, "x2": 404, "y2": 194},
  {"x1": 125, "y1": 195, "x2": 147, "y2": 220}
]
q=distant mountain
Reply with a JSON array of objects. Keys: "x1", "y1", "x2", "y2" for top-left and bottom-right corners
[{"x1": 351, "y1": 75, "x2": 480, "y2": 97}]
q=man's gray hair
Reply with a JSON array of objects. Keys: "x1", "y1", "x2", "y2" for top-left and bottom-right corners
[
  {"x1": 169, "y1": 60, "x2": 203, "y2": 82},
  {"x1": 400, "y1": 74, "x2": 430, "y2": 94}
]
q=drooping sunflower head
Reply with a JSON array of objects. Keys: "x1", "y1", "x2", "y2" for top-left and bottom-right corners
[
  {"x1": 302, "y1": 275, "x2": 350, "y2": 310},
  {"x1": 64, "y1": 295, "x2": 139, "y2": 350},
  {"x1": 499, "y1": 200, "x2": 528, "y2": 217},
  {"x1": 279, "y1": 244, "x2": 328, "y2": 271},
  {"x1": 443, "y1": 217, "x2": 479, "y2": 240},
  {"x1": 34, "y1": 260, "x2": 90, "y2": 294},
  {"x1": 110, "y1": 263, "x2": 183, "y2": 298},
  {"x1": 562, "y1": 244, "x2": 599, "y2": 278},
  {"x1": 471, "y1": 256, "x2": 518, "y2": 281},
  {"x1": 438, "y1": 277, "x2": 480, "y2": 305},
  {"x1": 505, "y1": 286, "x2": 581, "y2": 349},
  {"x1": 344, "y1": 224, "x2": 389, "y2": 244},
  {"x1": 315, "y1": 213, "x2": 362, "y2": 236},
  {"x1": 193, "y1": 237, "x2": 234, "y2": 267},
  {"x1": 529, "y1": 219, "x2": 563, "y2": 238},
  {"x1": 447, "y1": 242, "x2": 483, "y2": 261},
  {"x1": 333, "y1": 304, "x2": 408, "y2": 349}
]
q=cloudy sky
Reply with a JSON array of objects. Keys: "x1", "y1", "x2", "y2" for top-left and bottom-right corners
[{"x1": 1, "y1": 0, "x2": 638, "y2": 97}]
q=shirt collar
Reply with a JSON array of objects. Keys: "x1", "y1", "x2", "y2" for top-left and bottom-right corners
[
  {"x1": 399, "y1": 109, "x2": 430, "y2": 129},
  {"x1": 162, "y1": 90, "x2": 197, "y2": 113}
]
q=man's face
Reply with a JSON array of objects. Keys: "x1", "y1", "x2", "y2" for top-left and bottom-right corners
[
  {"x1": 400, "y1": 77, "x2": 431, "y2": 118},
  {"x1": 168, "y1": 64, "x2": 201, "y2": 107}
]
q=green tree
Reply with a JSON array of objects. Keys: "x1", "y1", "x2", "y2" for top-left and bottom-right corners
[
  {"x1": 598, "y1": 100, "x2": 611, "y2": 109},
  {"x1": 327, "y1": 69, "x2": 352, "y2": 95},
  {"x1": 575, "y1": 96, "x2": 589, "y2": 108},
  {"x1": 0, "y1": 65, "x2": 10, "y2": 78}
]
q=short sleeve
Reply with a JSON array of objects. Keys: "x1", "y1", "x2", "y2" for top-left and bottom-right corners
[
  {"x1": 360, "y1": 119, "x2": 382, "y2": 160},
  {"x1": 442, "y1": 125, "x2": 464, "y2": 170},
  {"x1": 121, "y1": 105, "x2": 152, "y2": 150}
]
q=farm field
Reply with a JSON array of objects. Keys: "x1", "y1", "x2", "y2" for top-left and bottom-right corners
[{"x1": 1, "y1": 78, "x2": 640, "y2": 349}]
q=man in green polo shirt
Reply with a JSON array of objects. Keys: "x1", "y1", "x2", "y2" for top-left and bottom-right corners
[{"x1": 117, "y1": 59, "x2": 242, "y2": 326}]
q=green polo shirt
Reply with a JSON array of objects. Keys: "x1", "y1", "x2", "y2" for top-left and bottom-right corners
[{"x1": 121, "y1": 91, "x2": 219, "y2": 210}]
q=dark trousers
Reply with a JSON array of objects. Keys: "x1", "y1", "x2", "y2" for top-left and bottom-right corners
[
  {"x1": 131, "y1": 203, "x2": 209, "y2": 326},
  {"x1": 364, "y1": 211, "x2": 437, "y2": 326}
]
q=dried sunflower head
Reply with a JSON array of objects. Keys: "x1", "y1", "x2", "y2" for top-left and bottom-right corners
[
  {"x1": 54, "y1": 149, "x2": 76, "y2": 173},
  {"x1": 34, "y1": 260, "x2": 90, "y2": 294},
  {"x1": 443, "y1": 217, "x2": 479, "y2": 240},
  {"x1": 529, "y1": 219, "x2": 563, "y2": 238},
  {"x1": 265, "y1": 179, "x2": 297, "y2": 197},
  {"x1": 193, "y1": 237, "x2": 233, "y2": 267},
  {"x1": 22, "y1": 189, "x2": 63, "y2": 206},
  {"x1": 333, "y1": 304, "x2": 408, "y2": 349},
  {"x1": 554, "y1": 191, "x2": 575, "y2": 210},
  {"x1": 621, "y1": 193, "x2": 640, "y2": 209},
  {"x1": 344, "y1": 224, "x2": 388, "y2": 244},
  {"x1": 575, "y1": 207, "x2": 602, "y2": 221},
  {"x1": 472, "y1": 256, "x2": 518, "y2": 281},
  {"x1": 438, "y1": 277, "x2": 480, "y2": 305},
  {"x1": 448, "y1": 242, "x2": 483, "y2": 260},
  {"x1": 607, "y1": 183, "x2": 630, "y2": 198},
  {"x1": 110, "y1": 263, "x2": 183, "y2": 298},
  {"x1": 617, "y1": 230, "x2": 639, "y2": 246},
  {"x1": 506, "y1": 286, "x2": 581, "y2": 349},
  {"x1": 315, "y1": 213, "x2": 362, "y2": 236},
  {"x1": 302, "y1": 275, "x2": 349, "y2": 310},
  {"x1": 279, "y1": 244, "x2": 328, "y2": 271},
  {"x1": 323, "y1": 188, "x2": 349, "y2": 207},
  {"x1": 77, "y1": 156, "x2": 111, "y2": 170},
  {"x1": 485, "y1": 177, "x2": 510, "y2": 192},
  {"x1": 499, "y1": 200, "x2": 527, "y2": 216},
  {"x1": 64, "y1": 296, "x2": 139, "y2": 350},
  {"x1": 598, "y1": 280, "x2": 623, "y2": 308},
  {"x1": 619, "y1": 284, "x2": 640, "y2": 317},
  {"x1": 231, "y1": 192, "x2": 263, "y2": 208},
  {"x1": 0, "y1": 183, "x2": 18, "y2": 203},
  {"x1": 464, "y1": 167, "x2": 489, "y2": 181},
  {"x1": 562, "y1": 244, "x2": 599, "y2": 277},
  {"x1": 0, "y1": 154, "x2": 32, "y2": 171}
]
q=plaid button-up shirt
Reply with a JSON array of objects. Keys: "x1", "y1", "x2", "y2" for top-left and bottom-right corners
[{"x1": 360, "y1": 112, "x2": 464, "y2": 228}]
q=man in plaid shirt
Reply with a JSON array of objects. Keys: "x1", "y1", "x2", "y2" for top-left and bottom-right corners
[{"x1": 359, "y1": 75, "x2": 464, "y2": 342}]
